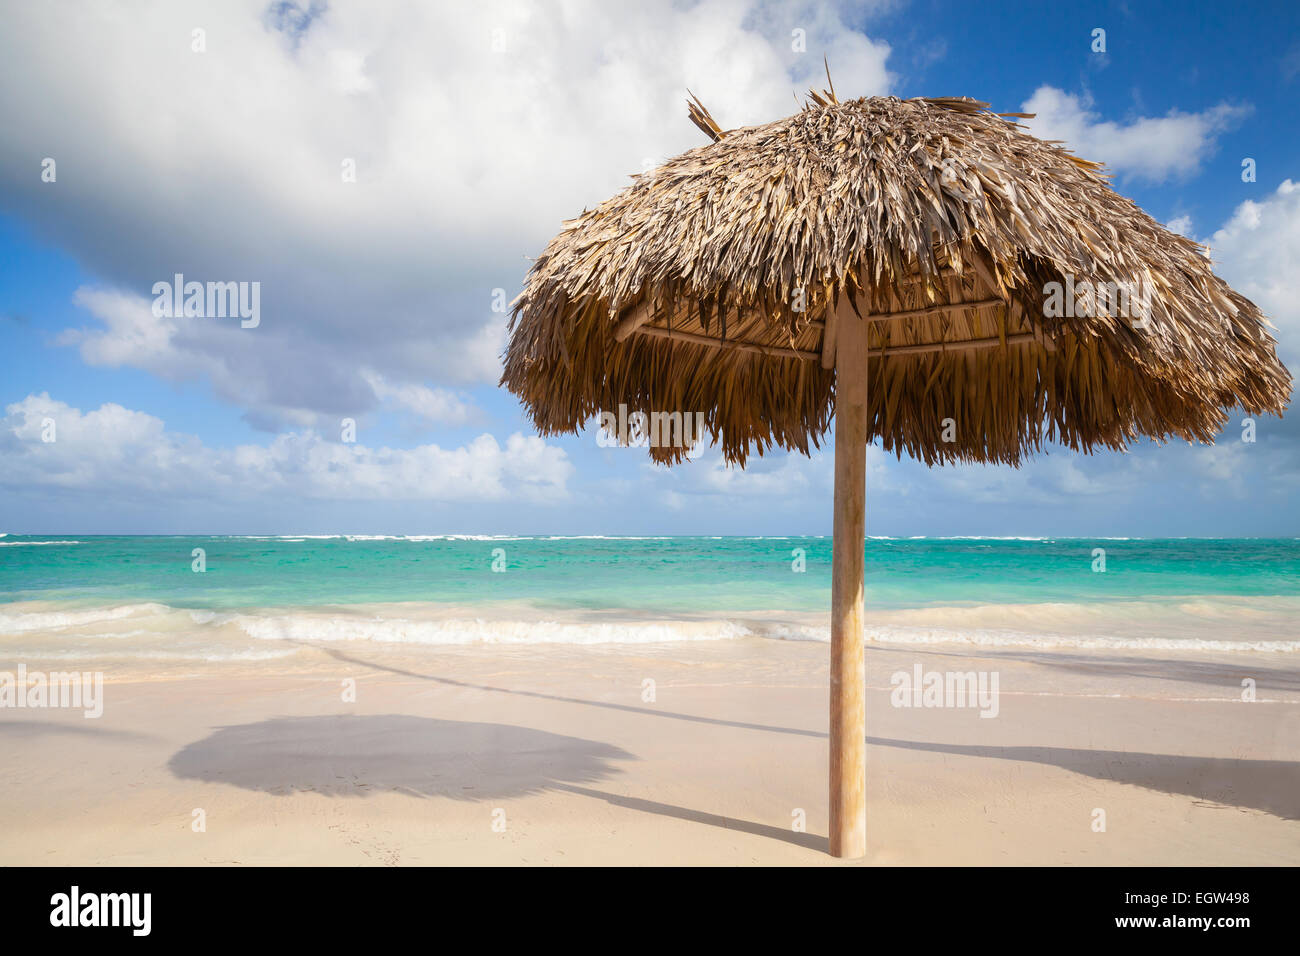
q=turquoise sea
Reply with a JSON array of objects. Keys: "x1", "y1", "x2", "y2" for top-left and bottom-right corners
[{"x1": 2, "y1": 535, "x2": 1298, "y2": 659}]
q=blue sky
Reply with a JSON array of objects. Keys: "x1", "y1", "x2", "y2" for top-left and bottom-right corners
[{"x1": 1, "y1": 0, "x2": 1297, "y2": 536}]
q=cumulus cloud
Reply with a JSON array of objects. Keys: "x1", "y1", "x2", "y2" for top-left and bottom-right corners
[
  {"x1": 638, "y1": 440, "x2": 910, "y2": 514},
  {"x1": 0, "y1": 393, "x2": 572, "y2": 504},
  {"x1": 668, "y1": 446, "x2": 830, "y2": 500},
  {"x1": 928, "y1": 454, "x2": 1154, "y2": 507},
  {"x1": 1208, "y1": 179, "x2": 1300, "y2": 368},
  {"x1": 361, "y1": 370, "x2": 476, "y2": 426},
  {"x1": 0, "y1": 0, "x2": 892, "y2": 428},
  {"x1": 1021, "y1": 86, "x2": 1249, "y2": 182}
]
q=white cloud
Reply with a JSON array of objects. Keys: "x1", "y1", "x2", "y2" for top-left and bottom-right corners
[
  {"x1": 0, "y1": 394, "x2": 572, "y2": 504},
  {"x1": 691, "y1": 448, "x2": 825, "y2": 498},
  {"x1": 1209, "y1": 179, "x2": 1300, "y2": 368},
  {"x1": 642, "y1": 440, "x2": 908, "y2": 512},
  {"x1": 56, "y1": 285, "x2": 383, "y2": 427},
  {"x1": 60, "y1": 287, "x2": 180, "y2": 367},
  {"x1": 0, "y1": 0, "x2": 893, "y2": 428},
  {"x1": 1021, "y1": 86, "x2": 1249, "y2": 182},
  {"x1": 361, "y1": 370, "x2": 476, "y2": 426},
  {"x1": 932, "y1": 454, "x2": 1148, "y2": 506},
  {"x1": 1192, "y1": 441, "x2": 1251, "y2": 495}
]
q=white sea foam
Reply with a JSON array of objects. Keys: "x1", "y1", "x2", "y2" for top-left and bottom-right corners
[
  {"x1": 750, "y1": 621, "x2": 1299, "y2": 652},
  {"x1": 905, "y1": 535, "x2": 1056, "y2": 541},
  {"x1": 0, "y1": 603, "x2": 172, "y2": 633},
  {"x1": 222, "y1": 533, "x2": 785, "y2": 542},
  {"x1": 4, "y1": 646, "x2": 299, "y2": 662},
  {"x1": 0, "y1": 540, "x2": 81, "y2": 547},
  {"x1": 220, "y1": 611, "x2": 1298, "y2": 652},
  {"x1": 396, "y1": 534, "x2": 525, "y2": 541},
  {"x1": 542, "y1": 535, "x2": 671, "y2": 540},
  {"x1": 228, "y1": 534, "x2": 346, "y2": 539},
  {"x1": 228, "y1": 533, "x2": 529, "y2": 542},
  {"x1": 862, "y1": 625, "x2": 1300, "y2": 653},
  {"x1": 4, "y1": 598, "x2": 1295, "y2": 655},
  {"x1": 232, "y1": 613, "x2": 753, "y2": 646},
  {"x1": 225, "y1": 533, "x2": 689, "y2": 542}
]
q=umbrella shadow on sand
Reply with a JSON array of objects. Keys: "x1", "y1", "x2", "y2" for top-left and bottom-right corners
[
  {"x1": 868, "y1": 737, "x2": 1300, "y2": 820},
  {"x1": 168, "y1": 714, "x2": 631, "y2": 801},
  {"x1": 168, "y1": 713, "x2": 827, "y2": 850}
]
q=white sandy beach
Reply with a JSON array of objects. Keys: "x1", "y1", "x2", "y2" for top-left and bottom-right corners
[{"x1": 1, "y1": 635, "x2": 1296, "y2": 865}]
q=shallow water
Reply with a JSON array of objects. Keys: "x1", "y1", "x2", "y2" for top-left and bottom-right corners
[{"x1": 1, "y1": 535, "x2": 1297, "y2": 659}]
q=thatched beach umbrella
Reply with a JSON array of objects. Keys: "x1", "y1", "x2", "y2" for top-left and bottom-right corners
[{"x1": 501, "y1": 82, "x2": 1290, "y2": 858}]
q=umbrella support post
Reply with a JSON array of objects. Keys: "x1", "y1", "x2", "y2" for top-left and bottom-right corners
[{"x1": 829, "y1": 310, "x2": 868, "y2": 859}]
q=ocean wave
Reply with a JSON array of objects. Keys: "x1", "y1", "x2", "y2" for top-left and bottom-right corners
[
  {"x1": 751, "y1": 621, "x2": 1299, "y2": 652},
  {"x1": 0, "y1": 603, "x2": 172, "y2": 634},
  {"x1": 902, "y1": 535, "x2": 1054, "y2": 541},
  {"x1": 541, "y1": 535, "x2": 671, "y2": 540},
  {"x1": 232, "y1": 613, "x2": 754, "y2": 646},
  {"x1": 397, "y1": 534, "x2": 525, "y2": 541},
  {"x1": 4, "y1": 646, "x2": 299, "y2": 663},
  {"x1": 227, "y1": 534, "x2": 528, "y2": 542},
  {"x1": 5, "y1": 597, "x2": 1296, "y2": 654},
  {"x1": 220, "y1": 533, "x2": 689, "y2": 543},
  {"x1": 223, "y1": 613, "x2": 1296, "y2": 652},
  {"x1": 861, "y1": 625, "x2": 1300, "y2": 653},
  {"x1": 0, "y1": 540, "x2": 81, "y2": 547}
]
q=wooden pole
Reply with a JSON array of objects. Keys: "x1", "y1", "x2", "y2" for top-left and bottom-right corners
[{"x1": 829, "y1": 303, "x2": 868, "y2": 859}]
